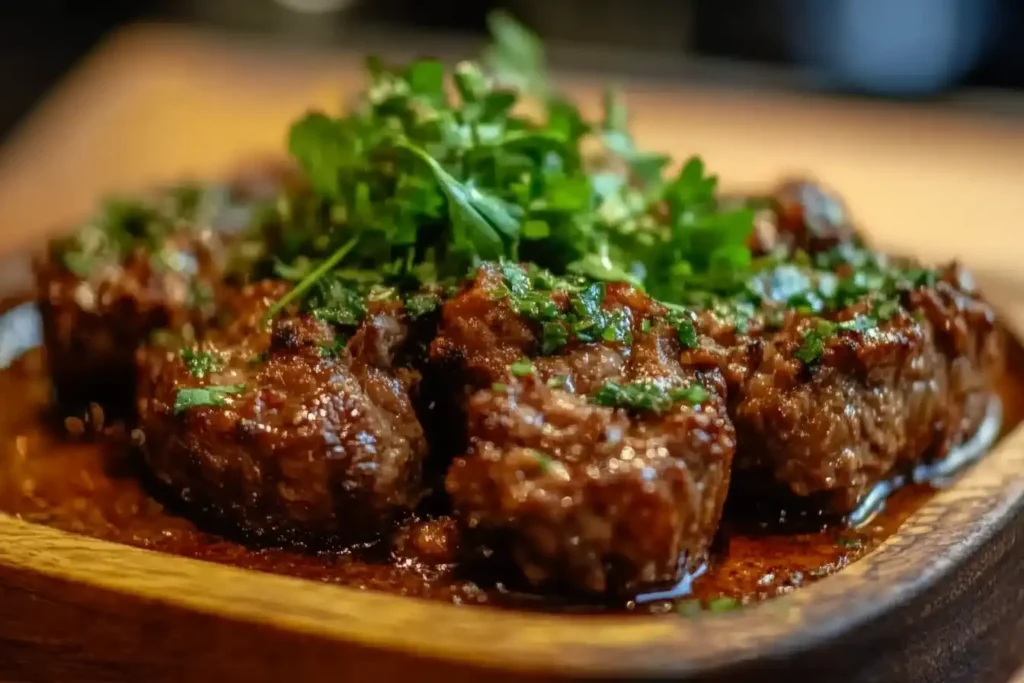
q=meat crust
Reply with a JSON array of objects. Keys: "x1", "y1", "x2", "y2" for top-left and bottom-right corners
[
  {"x1": 436, "y1": 264, "x2": 736, "y2": 594},
  {"x1": 137, "y1": 303, "x2": 427, "y2": 543}
]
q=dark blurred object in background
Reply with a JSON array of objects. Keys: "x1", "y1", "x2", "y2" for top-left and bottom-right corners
[
  {"x1": 0, "y1": 0, "x2": 1023, "y2": 142},
  {"x1": 789, "y1": 0, "x2": 995, "y2": 96}
]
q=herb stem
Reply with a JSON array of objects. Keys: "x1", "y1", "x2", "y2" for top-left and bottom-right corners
[{"x1": 261, "y1": 235, "x2": 360, "y2": 324}]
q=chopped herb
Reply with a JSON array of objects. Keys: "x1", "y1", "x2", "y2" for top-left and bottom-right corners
[
  {"x1": 261, "y1": 236, "x2": 360, "y2": 324},
  {"x1": 592, "y1": 380, "x2": 709, "y2": 412},
  {"x1": 492, "y1": 382, "x2": 509, "y2": 393},
  {"x1": 795, "y1": 295, "x2": 904, "y2": 365},
  {"x1": 546, "y1": 375, "x2": 568, "y2": 389},
  {"x1": 180, "y1": 349, "x2": 223, "y2": 379},
  {"x1": 873, "y1": 297, "x2": 901, "y2": 320},
  {"x1": 319, "y1": 337, "x2": 347, "y2": 358},
  {"x1": 837, "y1": 536, "x2": 864, "y2": 550},
  {"x1": 510, "y1": 358, "x2": 534, "y2": 376},
  {"x1": 529, "y1": 449, "x2": 553, "y2": 472},
  {"x1": 404, "y1": 292, "x2": 443, "y2": 318},
  {"x1": 661, "y1": 304, "x2": 702, "y2": 349},
  {"x1": 305, "y1": 276, "x2": 367, "y2": 327},
  {"x1": 173, "y1": 384, "x2": 246, "y2": 415},
  {"x1": 501, "y1": 261, "x2": 532, "y2": 297},
  {"x1": 707, "y1": 597, "x2": 742, "y2": 613},
  {"x1": 794, "y1": 320, "x2": 834, "y2": 364},
  {"x1": 541, "y1": 321, "x2": 569, "y2": 354},
  {"x1": 641, "y1": 319, "x2": 652, "y2": 333}
]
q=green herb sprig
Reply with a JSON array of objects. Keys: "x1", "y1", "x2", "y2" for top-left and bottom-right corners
[{"x1": 261, "y1": 12, "x2": 758, "y2": 321}]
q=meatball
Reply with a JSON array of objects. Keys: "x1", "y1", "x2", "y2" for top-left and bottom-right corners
[
  {"x1": 749, "y1": 178, "x2": 860, "y2": 256},
  {"x1": 36, "y1": 231, "x2": 223, "y2": 415},
  {"x1": 728, "y1": 262, "x2": 1002, "y2": 513},
  {"x1": 137, "y1": 303, "x2": 428, "y2": 543},
  {"x1": 447, "y1": 380, "x2": 734, "y2": 596},
  {"x1": 435, "y1": 263, "x2": 736, "y2": 594},
  {"x1": 36, "y1": 177, "x2": 285, "y2": 415}
]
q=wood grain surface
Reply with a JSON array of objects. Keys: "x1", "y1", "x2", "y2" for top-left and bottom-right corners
[{"x1": 0, "y1": 22, "x2": 1023, "y2": 683}]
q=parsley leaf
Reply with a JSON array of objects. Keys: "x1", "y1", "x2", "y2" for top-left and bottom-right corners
[
  {"x1": 592, "y1": 380, "x2": 709, "y2": 412},
  {"x1": 404, "y1": 291, "x2": 443, "y2": 318},
  {"x1": 541, "y1": 321, "x2": 570, "y2": 354},
  {"x1": 510, "y1": 358, "x2": 534, "y2": 376},
  {"x1": 794, "y1": 319, "x2": 836, "y2": 364},
  {"x1": 180, "y1": 349, "x2": 223, "y2": 379},
  {"x1": 484, "y1": 10, "x2": 550, "y2": 97},
  {"x1": 173, "y1": 384, "x2": 246, "y2": 415}
]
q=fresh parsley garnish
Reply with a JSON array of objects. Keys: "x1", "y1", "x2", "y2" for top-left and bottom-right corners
[
  {"x1": 180, "y1": 349, "x2": 223, "y2": 378},
  {"x1": 541, "y1": 321, "x2": 570, "y2": 354},
  {"x1": 794, "y1": 319, "x2": 835, "y2": 364},
  {"x1": 258, "y1": 12, "x2": 757, "y2": 319},
  {"x1": 173, "y1": 384, "x2": 246, "y2": 415},
  {"x1": 794, "y1": 296, "x2": 904, "y2": 365},
  {"x1": 404, "y1": 291, "x2": 443, "y2": 318},
  {"x1": 319, "y1": 337, "x2": 347, "y2": 358},
  {"x1": 510, "y1": 358, "x2": 534, "y2": 376},
  {"x1": 591, "y1": 380, "x2": 709, "y2": 412},
  {"x1": 664, "y1": 307, "x2": 700, "y2": 349}
]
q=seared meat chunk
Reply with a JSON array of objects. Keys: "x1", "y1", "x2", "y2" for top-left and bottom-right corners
[
  {"x1": 725, "y1": 261, "x2": 1002, "y2": 513},
  {"x1": 448, "y1": 381, "x2": 734, "y2": 595},
  {"x1": 749, "y1": 179, "x2": 860, "y2": 256},
  {"x1": 36, "y1": 178, "x2": 283, "y2": 415},
  {"x1": 137, "y1": 301, "x2": 428, "y2": 543},
  {"x1": 435, "y1": 264, "x2": 736, "y2": 594},
  {"x1": 37, "y1": 231, "x2": 222, "y2": 415}
]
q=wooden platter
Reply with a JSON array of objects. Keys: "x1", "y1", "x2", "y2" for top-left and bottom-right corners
[{"x1": 0, "y1": 23, "x2": 1023, "y2": 683}]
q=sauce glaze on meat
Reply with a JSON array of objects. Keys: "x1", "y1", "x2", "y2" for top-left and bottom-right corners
[{"x1": 20, "y1": 170, "x2": 1007, "y2": 610}]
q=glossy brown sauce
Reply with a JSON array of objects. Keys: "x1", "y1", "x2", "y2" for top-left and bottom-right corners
[{"x1": 0, "y1": 302, "x2": 1020, "y2": 615}]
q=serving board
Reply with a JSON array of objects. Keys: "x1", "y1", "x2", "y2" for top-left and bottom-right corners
[{"x1": 0, "y1": 23, "x2": 1023, "y2": 683}]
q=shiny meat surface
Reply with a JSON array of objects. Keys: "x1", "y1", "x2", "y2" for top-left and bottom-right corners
[
  {"x1": 436, "y1": 264, "x2": 736, "y2": 594},
  {"x1": 34, "y1": 173, "x2": 289, "y2": 415},
  {"x1": 137, "y1": 305, "x2": 428, "y2": 543},
  {"x1": 723, "y1": 263, "x2": 1002, "y2": 513},
  {"x1": 448, "y1": 381, "x2": 734, "y2": 595},
  {"x1": 29, "y1": 169, "x2": 1007, "y2": 600},
  {"x1": 35, "y1": 233, "x2": 223, "y2": 415}
]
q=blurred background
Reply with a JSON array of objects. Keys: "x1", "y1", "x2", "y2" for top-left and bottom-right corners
[{"x1": 3, "y1": 0, "x2": 1024, "y2": 140}]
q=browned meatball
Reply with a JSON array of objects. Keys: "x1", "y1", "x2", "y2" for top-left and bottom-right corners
[
  {"x1": 435, "y1": 263, "x2": 736, "y2": 595},
  {"x1": 448, "y1": 380, "x2": 734, "y2": 596},
  {"x1": 137, "y1": 303, "x2": 428, "y2": 543},
  {"x1": 36, "y1": 231, "x2": 223, "y2": 415},
  {"x1": 728, "y1": 263, "x2": 1002, "y2": 514},
  {"x1": 749, "y1": 179, "x2": 860, "y2": 256},
  {"x1": 36, "y1": 177, "x2": 284, "y2": 415}
]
